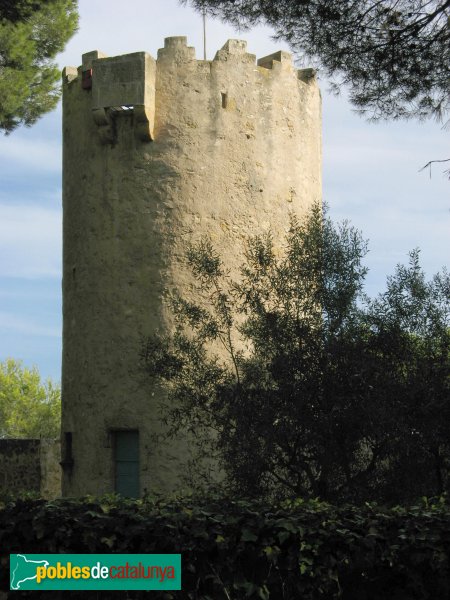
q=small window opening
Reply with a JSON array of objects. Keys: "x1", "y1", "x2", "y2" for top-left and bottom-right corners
[
  {"x1": 60, "y1": 432, "x2": 74, "y2": 472},
  {"x1": 110, "y1": 105, "x2": 134, "y2": 113},
  {"x1": 221, "y1": 92, "x2": 228, "y2": 109},
  {"x1": 81, "y1": 69, "x2": 92, "y2": 90},
  {"x1": 113, "y1": 430, "x2": 139, "y2": 498}
]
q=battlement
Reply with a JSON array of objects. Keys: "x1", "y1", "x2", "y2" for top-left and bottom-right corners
[
  {"x1": 63, "y1": 36, "x2": 317, "y2": 145},
  {"x1": 214, "y1": 39, "x2": 256, "y2": 63},
  {"x1": 157, "y1": 36, "x2": 196, "y2": 61},
  {"x1": 257, "y1": 50, "x2": 292, "y2": 69}
]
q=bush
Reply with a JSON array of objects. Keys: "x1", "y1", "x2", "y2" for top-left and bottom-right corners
[{"x1": 0, "y1": 494, "x2": 449, "y2": 599}]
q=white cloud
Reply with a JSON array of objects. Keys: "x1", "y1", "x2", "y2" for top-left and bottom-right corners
[
  {"x1": 0, "y1": 204, "x2": 61, "y2": 278},
  {"x1": 0, "y1": 134, "x2": 61, "y2": 175},
  {"x1": 0, "y1": 312, "x2": 60, "y2": 338}
]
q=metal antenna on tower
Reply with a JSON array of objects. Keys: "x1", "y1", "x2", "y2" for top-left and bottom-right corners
[{"x1": 202, "y1": 7, "x2": 207, "y2": 60}]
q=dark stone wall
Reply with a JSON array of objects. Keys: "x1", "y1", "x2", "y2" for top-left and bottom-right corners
[{"x1": 0, "y1": 439, "x2": 41, "y2": 494}]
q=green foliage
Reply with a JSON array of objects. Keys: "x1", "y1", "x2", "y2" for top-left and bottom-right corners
[
  {"x1": 0, "y1": 2, "x2": 51, "y2": 23},
  {"x1": 0, "y1": 359, "x2": 61, "y2": 438},
  {"x1": 0, "y1": 0, "x2": 78, "y2": 133},
  {"x1": 367, "y1": 251, "x2": 450, "y2": 502},
  {"x1": 0, "y1": 494, "x2": 449, "y2": 599},
  {"x1": 143, "y1": 204, "x2": 450, "y2": 504},
  {"x1": 184, "y1": 0, "x2": 450, "y2": 121}
]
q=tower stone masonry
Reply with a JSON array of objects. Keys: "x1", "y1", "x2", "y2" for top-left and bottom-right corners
[{"x1": 61, "y1": 36, "x2": 322, "y2": 497}]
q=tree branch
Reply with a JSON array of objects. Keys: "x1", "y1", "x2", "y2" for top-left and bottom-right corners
[{"x1": 419, "y1": 158, "x2": 450, "y2": 179}]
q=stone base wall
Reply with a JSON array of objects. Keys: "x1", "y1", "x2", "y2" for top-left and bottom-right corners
[
  {"x1": 40, "y1": 439, "x2": 62, "y2": 499},
  {"x1": 0, "y1": 439, "x2": 61, "y2": 499}
]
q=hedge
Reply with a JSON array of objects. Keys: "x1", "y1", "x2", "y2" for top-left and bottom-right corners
[{"x1": 0, "y1": 495, "x2": 449, "y2": 599}]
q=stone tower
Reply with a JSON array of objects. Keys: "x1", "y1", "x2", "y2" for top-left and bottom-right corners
[{"x1": 61, "y1": 36, "x2": 321, "y2": 497}]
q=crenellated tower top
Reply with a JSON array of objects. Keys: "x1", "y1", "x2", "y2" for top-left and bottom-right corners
[{"x1": 63, "y1": 36, "x2": 317, "y2": 145}]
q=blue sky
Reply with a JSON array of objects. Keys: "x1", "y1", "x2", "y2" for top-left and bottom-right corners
[{"x1": 0, "y1": 0, "x2": 448, "y2": 383}]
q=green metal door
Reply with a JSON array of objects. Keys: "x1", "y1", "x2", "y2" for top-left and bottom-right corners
[{"x1": 114, "y1": 430, "x2": 139, "y2": 498}]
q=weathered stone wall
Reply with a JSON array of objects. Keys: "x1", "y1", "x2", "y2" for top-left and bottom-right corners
[
  {"x1": 61, "y1": 36, "x2": 322, "y2": 497},
  {"x1": 0, "y1": 439, "x2": 61, "y2": 498},
  {"x1": 0, "y1": 439, "x2": 40, "y2": 493},
  {"x1": 40, "y1": 439, "x2": 61, "y2": 499}
]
